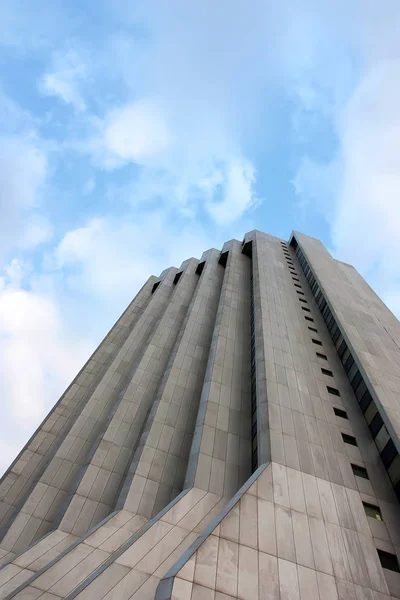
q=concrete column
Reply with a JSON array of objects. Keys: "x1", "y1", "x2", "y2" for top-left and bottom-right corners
[
  {"x1": 121, "y1": 249, "x2": 225, "y2": 518},
  {"x1": 185, "y1": 240, "x2": 252, "y2": 499},
  {"x1": 58, "y1": 259, "x2": 201, "y2": 536}
]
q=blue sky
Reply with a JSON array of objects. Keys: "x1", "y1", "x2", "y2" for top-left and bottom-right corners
[{"x1": 1, "y1": 0, "x2": 400, "y2": 474}]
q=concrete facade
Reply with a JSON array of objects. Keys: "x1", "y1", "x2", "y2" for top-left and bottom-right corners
[{"x1": 0, "y1": 230, "x2": 399, "y2": 599}]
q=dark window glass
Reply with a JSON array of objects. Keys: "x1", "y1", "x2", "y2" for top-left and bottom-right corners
[
  {"x1": 312, "y1": 339, "x2": 322, "y2": 346},
  {"x1": 364, "y1": 401, "x2": 378, "y2": 424},
  {"x1": 338, "y1": 340, "x2": 347, "y2": 359},
  {"x1": 294, "y1": 284, "x2": 302, "y2": 288},
  {"x1": 360, "y1": 390, "x2": 372, "y2": 413},
  {"x1": 344, "y1": 355, "x2": 354, "y2": 374},
  {"x1": 334, "y1": 407, "x2": 348, "y2": 419},
  {"x1": 369, "y1": 412, "x2": 384, "y2": 438},
  {"x1": 377, "y1": 549, "x2": 400, "y2": 573},
  {"x1": 316, "y1": 352, "x2": 328, "y2": 360},
  {"x1": 363, "y1": 502, "x2": 382, "y2": 521},
  {"x1": 375, "y1": 426, "x2": 390, "y2": 453},
  {"x1": 351, "y1": 464, "x2": 369, "y2": 479},
  {"x1": 335, "y1": 334, "x2": 344, "y2": 350},
  {"x1": 327, "y1": 386, "x2": 340, "y2": 396},
  {"x1": 327, "y1": 316, "x2": 335, "y2": 332},
  {"x1": 321, "y1": 368, "x2": 333, "y2": 377},
  {"x1": 305, "y1": 316, "x2": 314, "y2": 322},
  {"x1": 332, "y1": 327, "x2": 341, "y2": 344},
  {"x1": 348, "y1": 362, "x2": 358, "y2": 383},
  {"x1": 297, "y1": 290, "x2": 305, "y2": 296},
  {"x1": 341, "y1": 347, "x2": 350, "y2": 365},
  {"x1": 308, "y1": 327, "x2": 318, "y2": 333},
  {"x1": 355, "y1": 380, "x2": 367, "y2": 401},
  {"x1": 299, "y1": 298, "x2": 307, "y2": 303},
  {"x1": 351, "y1": 371, "x2": 362, "y2": 391},
  {"x1": 292, "y1": 277, "x2": 299, "y2": 282},
  {"x1": 322, "y1": 305, "x2": 330, "y2": 319},
  {"x1": 388, "y1": 454, "x2": 400, "y2": 486},
  {"x1": 302, "y1": 307, "x2": 310, "y2": 313},
  {"x1": 342, "y1": 433, "x2": 357, "y2": 446},
  {"x1": 381, "y1": 439, "x2": 397, "y2": 469}
]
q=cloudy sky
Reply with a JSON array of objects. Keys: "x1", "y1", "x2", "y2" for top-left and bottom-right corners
[{"x1": 0, "y1": 0, "x2": 399, "y2": 474}]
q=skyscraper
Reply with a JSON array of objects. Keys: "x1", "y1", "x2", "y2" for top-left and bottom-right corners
[{"x1": 0, "y1": 229, "x2": 399, "y2": 599}]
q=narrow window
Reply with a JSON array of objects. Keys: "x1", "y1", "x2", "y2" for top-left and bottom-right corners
[
  {"x1": 299, "y1": 298, "x2": 307, "y2": 303},
  {"x1": 334, "y1": 407, "x2": 348, "y2": 419},
  {"x1": 173, "y1": 271, "x2": 183, "y2": 284},
  {"x1": 294, "y1": 284, "x2": 302, "y2": 288},
  {"x1": 363, "y1": 502, "x2": 382, "y2": 521},
  {"x1": 292, "y1": 277, "x2": 300, "y2": 282},
  {"x1": 312, "y1": 338, "x2": 322, "y2": 346},
  {"x1": 316, "y1": 352, "x2": 328, "y2": 360},
  {"x1": 327, "y1": 386, "x2": 340, "y2": 396},
  {"x1": 151, "y1": 281, "x2": 161, "y2": 293},
  {"x1": 305, "y1": 316, "x2": 314, "y2": 322},
  {"x1": 297, "y1": 290, "x2": 305, "y2": 296},
  {"x1": 375, "y1": 425, "x2": 390, "y2": 453},
  {"x1": 388, "y1": 454, "x2": 400, "y2": 485},
  {"x1": 321, "y1": 368, "x2": 333, "y2": 377},
  {"x1": 302, "y1": 307, "x2": 311, "y2": 313},
  {"x1": 377, "y1": 549, "x2": 400, "y2": 573},
  {"x1": 351, "y1": 464, "x2": 369, "y2": 479},
  {"x1": 381, "y1": 439, "x2": 397, "y2": 469},
  {"x1": 308, "y1": 327, "x2": 318, "y2": 333},
  {"x1": 342, "y1": 432, "x2": 357, "y2": 446}
]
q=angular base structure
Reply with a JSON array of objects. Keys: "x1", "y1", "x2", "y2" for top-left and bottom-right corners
[{"x1": 0, "y1": 230, "x2": 399, "y2": 599}]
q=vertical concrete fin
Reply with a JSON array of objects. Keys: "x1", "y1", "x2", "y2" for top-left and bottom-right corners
[
  {"x1": 184, "y1": 240, "x2": 253, "y2": 497},
  {"x1": 57, "y1": 260, "x2": 201, "y2": 535},
  {"x1": 0, "y1": 269, "x2": 178, "y2": 553},
  {"x1": 250, "y1": 230, "x2": 272, "y2": 466},
  {"x1": 120, "y1": 249, "x2": 224, "y2": 517}
]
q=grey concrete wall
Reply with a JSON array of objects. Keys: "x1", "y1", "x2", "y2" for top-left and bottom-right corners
[
  {"x1": 59, "y1": 259, "x2": 201, "y2": 535},
  {"x1": 121, "y1": 249, "x2": 225, "y2": 518},
  {"x1": 185, "y1": 240, "x2": 252, "y2": 499}
]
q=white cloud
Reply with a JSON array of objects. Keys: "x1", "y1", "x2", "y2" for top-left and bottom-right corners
[
  {"x1": 0, "y1": 136, "x2": 46, "y2": 209},
  {"x1": 40, "y1": 49, "x2": 87, "y2": 112},
  {"x1": 203, "y1": 157, "x2": 260, "y2": 225},
  {"x1": 0, "y1": 135, "x2": 51, "y2": 257},
  {"x1": 0, "y1": 257, "x2": 92, "y2": 474},
  {"x1": 79, "y1": 99, "x2": 259, "y2": 223},
  {"x1": 0, "y1": 261, "x2": 90, "y2": 421},
  {"x1": 54, "y1": 211, "x2": 217, "y2": 298},
  {"x1": 18, "y1": 215, "x2": 53, "y2": 249},
  {"x1": 103, "y1": 100, "x2": 171, "y2": 165},
  {"x1": 292, "y1": 18, "x2": 400, "y2": 316}
]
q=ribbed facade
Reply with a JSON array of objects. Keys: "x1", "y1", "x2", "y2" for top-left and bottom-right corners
[{"x1": 0, "y1": 229, "x2": 399, "y2": 599}]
